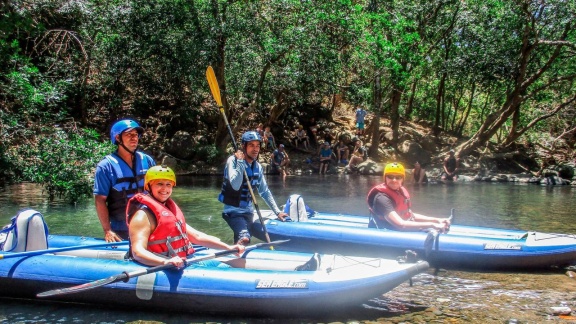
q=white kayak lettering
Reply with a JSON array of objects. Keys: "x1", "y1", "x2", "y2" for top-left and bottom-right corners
[
  {"x1": 483, "y1": 243, "x2": 522, "y2": 250},
  {"x1": 256, "y1": 279, "x2": 309, "y2": 289}
]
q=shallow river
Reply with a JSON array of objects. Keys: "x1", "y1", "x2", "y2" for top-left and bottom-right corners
[{"x1": 1, "y1": 175, "x2": 575, "y2": 323}]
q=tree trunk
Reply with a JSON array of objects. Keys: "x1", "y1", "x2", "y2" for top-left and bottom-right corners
[
  {"x1": 455, "y1": 10, "x2": 569, "y2": 158},
  {"x1": 268, "y1": 90, "x2": 290, "y2": 125},
  {"x1": 405, "y1": 80, "x2": 417, "y2": 119},
  {"x1": 434, "y1": 73, "x2": 446, "y2": 135},
  {"x1": 457, "y1": 95, "x2": 522, "y2": 157},
  {"x1": 501, "y1": 94, "x2": 576, "y2": 147},
  {"x1": 389, "y1": 84, "x2": 402, "y2": 149},
  {"x1": 79, "y1": 52, "x2": 90, "y2": 125},
  {"x1": 235, "y1": 61, "x2": 272, "y2": 134},
  {"x1": 456, "y1": 82, "x2": 476, "y2": 136},
  {"x1": 235, "y1": 45, "x2": 292, "y2": 136},
  {"x1": 368, "y1": 75, "x2": 382, "y2": 159},
  {"x1": 506, "y1": 105, "x2": 521, "y2": 144},
  {"x1": 450, "y1": 88, "x2": 464, "y2": 132}
]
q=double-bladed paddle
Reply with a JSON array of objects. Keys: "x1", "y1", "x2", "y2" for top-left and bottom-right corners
[
  {"x1": 0, "y1": 241, "x2": 129, "y2": 260},
  {"x1": 37, "y1": 239, "x2": 289, "y2": 298},
  {"x1": 206, "y1": 66, "x2": 273, "y2": 245}
]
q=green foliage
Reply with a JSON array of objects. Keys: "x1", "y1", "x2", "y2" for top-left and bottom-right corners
[
  {"x1": 4, "y1": 65, "x2": 70, "y2": 120},
  {"x1": 195, "y1": 144, "x2": 222, "y2": 166},
  {"x1": 1, "y1": 0, "x2": 575, "y2": 191},
  {"x1": 16, "y1": 128, "x2": 114, "y2": 203}
]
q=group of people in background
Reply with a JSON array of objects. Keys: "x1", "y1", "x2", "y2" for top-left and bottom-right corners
[
  {"x1": 93, "y1": 117, "x2": 455, "y2": 270},
  {"x1": 255, "y1": 123, "x2": 277, "y2": 151}
]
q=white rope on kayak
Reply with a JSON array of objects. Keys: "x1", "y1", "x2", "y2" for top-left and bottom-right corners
[{"x1": 323, "y1": 254, "x2": 384, "y2": 273}]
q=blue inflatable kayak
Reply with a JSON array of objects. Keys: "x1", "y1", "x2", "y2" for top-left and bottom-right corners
[
  {"x1": 252, "y1": 210, "x2": 576, "y2": 271},
  {"x1": 0, "y1": 234, "x2": 428, "y2": 317}
]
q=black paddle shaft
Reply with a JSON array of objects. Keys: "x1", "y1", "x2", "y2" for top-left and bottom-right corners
[{"x1": 37, "y1": 240, "x2": 288, "y2": 298}]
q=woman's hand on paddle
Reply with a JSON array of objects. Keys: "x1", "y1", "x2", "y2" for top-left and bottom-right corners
[
  {"x1": 230, "y1": 244, "x2": 246, "y2": 256},
  {"x1": 430, "y1": 223, "x2": 445, "y2": 233},
  {"x1": 436, "y1": 219, "x2": 451, "y2": 233},
  {"x1": 164, "y1": 256, "x2": 185, "y2": 268},
  {"x1": 104, "y1": 230, "x2": 122, "y2": 243}
]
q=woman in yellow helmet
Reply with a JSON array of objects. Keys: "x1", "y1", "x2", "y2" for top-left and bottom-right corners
[
  {"x1": 366, "y1": 162, "x2": 450, "y2": 232},
  {"x1": 126, "y1": 165, "x2": 247, "y2": 268}
]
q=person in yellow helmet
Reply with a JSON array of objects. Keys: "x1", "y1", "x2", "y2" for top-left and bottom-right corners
[
  {"x1": 125, "y1": 165, "x2": 246, "y2": 268},
  {"x1": 366, "y1": 162, "x2": 450, "y2": 232}
]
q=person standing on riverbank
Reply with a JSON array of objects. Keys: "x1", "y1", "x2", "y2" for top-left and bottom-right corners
[
  {"x1": 367, "y1": 162, "x2": 450, "y2": 232},
  {"x1": 319, "y1": 141, "x2": 332, "y2": 174},
  {"x1": 93, "y1": 119, "x2": 156, "y2": 242},
  {"x1": 218, "y1": 131, "x2": 290, "y2": 245},
  {"x1": 355, "y1": 106, "x2": 368, "y2": 136}
]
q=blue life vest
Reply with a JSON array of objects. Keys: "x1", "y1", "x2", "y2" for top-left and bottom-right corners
[
  {"x1": 105, "y1": 152, "x2": 151, "y2": 223},
  {"x1": 218, "y1": 160, "x2": 262, "y2": 208}
]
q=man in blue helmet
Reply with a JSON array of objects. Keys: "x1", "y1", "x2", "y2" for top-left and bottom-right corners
[
  {"x1": 218, "y1": 131, "x2": 290, "y2": 245},
  {"x1": 93, "y1": 119, "x2": 156, "y2": 242}
]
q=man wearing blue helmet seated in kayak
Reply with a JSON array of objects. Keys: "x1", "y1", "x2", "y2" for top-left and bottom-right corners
[
  {"x1": 367, "y1": 162, "x2": 450, "y2": 232},
  {"x1": 94, "y1": 119, "x2": 156, "y2": 242},
  {"x1": 219, "y1": 131, "x2": 290, "y2": 246}
]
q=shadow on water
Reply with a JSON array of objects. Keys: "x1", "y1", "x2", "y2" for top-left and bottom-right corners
[{"x1": 1, "y1": 176, "x2": 576, "y2": 322}]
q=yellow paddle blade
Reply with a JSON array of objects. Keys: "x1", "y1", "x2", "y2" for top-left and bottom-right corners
[{"x1": 206, "y1": 66, "x2": 222, "y2": 107}]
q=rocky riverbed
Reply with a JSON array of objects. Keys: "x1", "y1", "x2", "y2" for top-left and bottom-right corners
[{"x1": 318, "y1": 268, "x2": 576, "y2": 324}]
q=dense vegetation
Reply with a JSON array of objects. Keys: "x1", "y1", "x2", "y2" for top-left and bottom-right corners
[{"x1": 1, "y1": 0, "x2": 574, "y2": 203}]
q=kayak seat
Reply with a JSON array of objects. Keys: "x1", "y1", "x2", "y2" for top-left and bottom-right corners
[
  {"x1": 283, "y1": 194, "x2": 316, "y2": 222},
  {"x1": 0, "y1": 209, "x2": 49, "y2": 252}
]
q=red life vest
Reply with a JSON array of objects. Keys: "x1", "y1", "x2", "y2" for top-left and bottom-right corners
[
  {"x1": 126, "y1": 193, "x2": 195, "y2": 258},
  {"x1": 366, "y1": 183, "x2": 412, "y2": 221}
]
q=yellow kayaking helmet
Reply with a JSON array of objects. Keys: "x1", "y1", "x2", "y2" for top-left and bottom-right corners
[
  {"x1": 384, "y1": 162, "x2": 405, "y2": 178},
  {"x1": 144, "y1": 165, "x2": 176, "y2": 190}
]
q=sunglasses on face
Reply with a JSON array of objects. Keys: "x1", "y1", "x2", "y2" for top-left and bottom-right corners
[{"x1": 386, "y1": 175, "x2": 403, "y2": 180}]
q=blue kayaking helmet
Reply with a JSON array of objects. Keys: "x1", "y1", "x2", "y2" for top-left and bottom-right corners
[
  {"x1": 241, "y1": 131, "x2": 263, "y2": 145},
  {"x1": 110, "y1": 119, "x2": 144, "y2": 145}
]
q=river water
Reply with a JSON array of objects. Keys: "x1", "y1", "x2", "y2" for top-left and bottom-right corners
[{"x1": 1, "y1": 175, "x2": 575, "y2": 323}]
